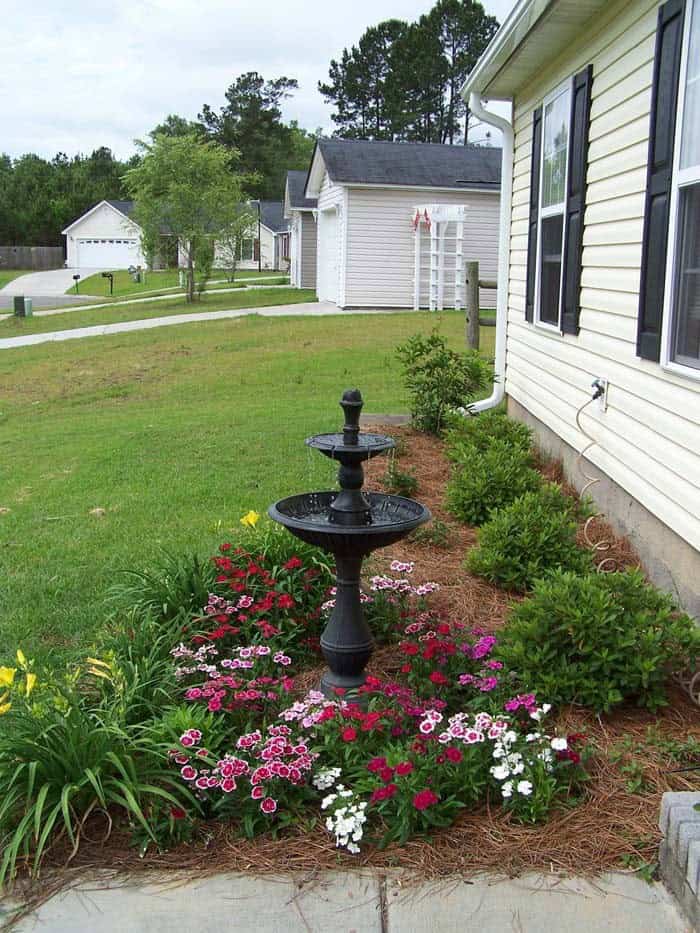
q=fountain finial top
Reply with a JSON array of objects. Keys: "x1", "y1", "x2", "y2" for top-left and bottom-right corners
[{"x1": 340, "y1": 388, "x2": 363, "y2": 446}]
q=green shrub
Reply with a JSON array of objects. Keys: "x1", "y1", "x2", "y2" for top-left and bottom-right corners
[
  {"x1": 382, "y1": 461, "x2": 418, "y2": 498},
  {"x1": 497, "y1": 569, "x2": 700, "y2": 713},
  {"x1": 446, "y1": 440, "x2": 540, "y2": 525},
  {"x1": 410, "y1": 518, "x2": 452, "y2": 548},
  {"x1": 110, "y1": 550, "x2": 216, "y2": 623},
  {"x1": 466, "y1": 484, "x2": 591, "y2": 590},
  {"x1": 395, "y1": 331, "x2": 493, "y2": 434},
  {"x1": 445, "y1": 409, "x2": 533, "y2": 462}
]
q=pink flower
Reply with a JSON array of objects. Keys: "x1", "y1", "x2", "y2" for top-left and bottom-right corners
[
  {"x1": 251, "y1": 786, "x2": 264, "y2": 800},
  {"x1": 367, "y1": 757, "x2": 387, "y2": 773},
  {"x1": 180, "y1": 735, "x2": 195, "y2": 748},
  {"x1": 341, "y1": 727, "x2": 357, "y2": 743},
  {"x1": 260, "y1": 797, "x2": 278, "y2": 814},
  {"x1": 180, "y1": 765, "x2": 197, "y2": 781},
  {"x1": 395, "y1": 761, "x2": 414, "y2": 776},
  {"x1": 220, "y1": 777, "x2": 237, "y2": 793}
]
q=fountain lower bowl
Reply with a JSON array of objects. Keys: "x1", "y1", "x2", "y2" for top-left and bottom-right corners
[{"x1": 268, "y1": 491, "x2": 431, "y2": 555}]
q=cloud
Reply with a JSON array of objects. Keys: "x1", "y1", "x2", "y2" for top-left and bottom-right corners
[{"x1": 1, "y1": 0, "x2": 515, "y2": 159}]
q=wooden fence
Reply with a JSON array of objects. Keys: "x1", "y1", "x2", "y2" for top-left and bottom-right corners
[{"x1": 0, "y1": 246, "x2": 64, "y2": 271}]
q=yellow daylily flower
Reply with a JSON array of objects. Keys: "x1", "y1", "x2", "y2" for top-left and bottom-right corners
[
  {"x1": 16, "y1": 649, "x2": 27, "y2": 669},
  {"x1": 86, "y1": 657, "x2": 110, "y2": 668},
  {"x1": 0, "y1": 667, "x2": 16, "y2": 688},
  {"x1": 0, "y1": 701, "x2": 11, "y2": 716},
  {"x1": 240, "y1": 510, "x2": 261, "y2": 529},
  {"x1": 25, "y1": 673, "x2": 37, "y2": 697}
]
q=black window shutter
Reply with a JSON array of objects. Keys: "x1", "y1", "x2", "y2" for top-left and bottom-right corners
[
  {"x1": 637, "y1": 0, "x2": 685, "y2": 360},
  {"x1": 525, "y1": 106, "x2": 543, "y2": 323},
  {"x1": 561, "y1": 65, "x2": 594, "y2": 335}
]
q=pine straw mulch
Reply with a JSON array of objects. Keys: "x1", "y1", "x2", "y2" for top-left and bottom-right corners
[{"x1": 9, "y1": 425, "x2": 700, "y2": 910}]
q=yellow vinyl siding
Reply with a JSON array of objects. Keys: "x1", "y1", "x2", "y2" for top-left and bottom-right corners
[{"x1": 506, "y1": 0, "x2": 700, "y2": 552}]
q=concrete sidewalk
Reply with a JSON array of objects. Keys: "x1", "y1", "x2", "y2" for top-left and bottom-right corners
[
  {"x1": 0, "y1": 303, "x2": 406, "y2": 350},
  {"x1": 2, "y1": 871, "x2": 689, "y2": 932}
]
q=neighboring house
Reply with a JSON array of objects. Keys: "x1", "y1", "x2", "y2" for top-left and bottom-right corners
[
  {"x1": 213, "y1": 200, "x2": 290, "y2": 273},
  {"x1": 304, "y1": 139, "x2": 501, "y2": 309},
  {"x1": 284, "y1": 170, "x2": 318, "y2": 289},
  {"x1": 463, "y1": 0, "x2": 700, "y2": 615},
  {"x1": 61, "y1": 200, "x2": 145, "y2": 268}
]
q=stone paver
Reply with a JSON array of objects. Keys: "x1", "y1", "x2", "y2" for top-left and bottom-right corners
[
  {"x1": 9, "y1": 872, "x2": 382, "y2": 933},
  {"x1": 0, "y1": 303, "x2": 407, "y2": 350},
  {"x1": 386, "y1": 872, "x2": 689, "y2": 932},
  {"x1": 2, "y1": 871, "x2": 691, "y2": 933}
]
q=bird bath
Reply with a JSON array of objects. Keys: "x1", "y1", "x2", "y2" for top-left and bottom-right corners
[{"x1": 269, "y1": 389, "x2": 430, "y2": 697}]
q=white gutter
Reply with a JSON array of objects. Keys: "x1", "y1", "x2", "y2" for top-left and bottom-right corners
[{"x1": 467, "y1": 92, "x2": 513, "y2": 413}]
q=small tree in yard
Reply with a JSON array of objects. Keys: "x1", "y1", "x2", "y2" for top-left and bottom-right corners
[
  {"x1": 216, "y1": 203, "x2": 259, "y2": 283},
  {"x1": 124, "y1": 133, "x2": 248, "y2": 302}
]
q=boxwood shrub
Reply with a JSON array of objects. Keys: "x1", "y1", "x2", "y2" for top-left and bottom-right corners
[
  {"x1": 446, "y1": 439, "x2": 541, "y2": 526},
  {"x1": 497, "y1": 569, "x2": 700, "y2": 713},
  {"x1": 466, "y1": 483, "x2": 591, "y2": 590},
  {"x1": 445, "y1": 409, "x2": 533, "y2": 463}
]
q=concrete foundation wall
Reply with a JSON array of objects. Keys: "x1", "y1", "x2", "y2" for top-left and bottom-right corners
[{"x1": 508, "y1": 397, "x2": 700, "y2": 620}]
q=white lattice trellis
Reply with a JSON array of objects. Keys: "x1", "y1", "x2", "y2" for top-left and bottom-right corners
[{"x1": 412, "y1": 204, "x2": 469, "y2": 311}]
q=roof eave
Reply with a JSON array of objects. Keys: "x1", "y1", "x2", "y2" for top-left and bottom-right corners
[{"x1": 461, "y1": 0, "x2": 609, "y2": 100}]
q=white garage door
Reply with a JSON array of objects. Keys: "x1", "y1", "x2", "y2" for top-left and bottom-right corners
[
  {"x1": 317, "y1": 209, "x2": 338, "y2": 303},
  {"x1": 76, "y1": 237, "x2": 140, "y2": 268}
]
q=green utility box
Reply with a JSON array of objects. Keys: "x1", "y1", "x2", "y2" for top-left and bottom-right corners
[{"x1": 13, "y1": 296, "x2": 33, "y2": 317}]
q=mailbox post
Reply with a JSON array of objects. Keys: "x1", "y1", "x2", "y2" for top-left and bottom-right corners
[
  {"x1": 72, "y1": 273, "x2": 81, "y2": 294},
  {"x1": 101, "y1": 271, "x2": 114, "y2": 295}
]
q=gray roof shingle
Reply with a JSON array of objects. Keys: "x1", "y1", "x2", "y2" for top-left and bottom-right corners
[
  {"x1": 286, "y1": 170, "x2": 318, "y2": 210},
  {"x1": 106, "y1": 199, "x2": 135, "y2": 217},
  {"x1": 255, "y1": 200, "x2": 289, "y2": 234},
  {"x1": 316, "y1": 139, "x2": 501, "y2": 190}
]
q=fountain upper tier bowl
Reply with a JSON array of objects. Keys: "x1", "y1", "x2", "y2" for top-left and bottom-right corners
[
  {"x1": 268, "y1": 491, "x2": 429, "y2": 556},
  {"x1": 305, "y1": 432, "x2": 395, "y2": 460}
]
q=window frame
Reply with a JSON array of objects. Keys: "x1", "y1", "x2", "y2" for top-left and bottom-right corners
[
  {"x1": 661, "y1": 0, "x2": 700, "y2": 381},
  {"x1": 239, "y1": 237, "x2": 255, "y2": 262},
  {"x1": 534, "y1": 78, "x2": 573, "y2": 332}
]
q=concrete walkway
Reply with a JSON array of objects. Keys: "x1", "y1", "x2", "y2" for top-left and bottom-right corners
[
  {"x1": 0, "y1": 302, "x2": 406, "y2": 350},
  {"x1": 2, "y1": 871, "x2": 689, "y2": 932},
  {"x1": 0, "y1": 267, "x2": 108, "y2": 297}
]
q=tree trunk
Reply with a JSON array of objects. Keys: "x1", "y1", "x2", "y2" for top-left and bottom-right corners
[{"x1": 187, "y1": 243, "x2": 195, "y2": 303}]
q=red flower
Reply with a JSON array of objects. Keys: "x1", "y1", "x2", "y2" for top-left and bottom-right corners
[
  {"x1": 395, "y1": 761, "x2": 414, "y2": 777},
  {"x1": 260, "y1": 797, "x2": 278, "y2": 814},
  {"x1": 370, "y1": 783, "x2": 398, "y2": 804},
  {"x1": 379, "y1": 766, "x2": 395, "y2": 783},
  {"x1": 400, "y1": 664, "x2": 412, "y2": 674},
  {"x1": 437, "y1": 623, "x2": 451, "y2": 635},
  {"x1": 277, "y1": 593, "x2": 295, "y2": 610},
  {"x1": 429, "y1": 671, "x2": 449, "y2": 686},
  {"x1": 219, "y1": 543, "x2": 231, "y2": 552},
  {"x1": 367, "y1": 757, "x2": 387, "y2": 773},
  {"x1": 402, "y1": 642, "x2": 419, "y2": 656},
  {"x1": 413, "y1": 789, "x2": 439, "y2": 811},
  {"x1": 445, "y1": 747, "x2": 462, "y2": 764},
  {"x1": 283, "y1": 556, "x2": 303, "y2": 570},
  {"x1": 341, "y1": 727, "x2": 357, "y2": 743},
  {"x1": 170, "y1": 807, "x2": 187, "y2": 820}
]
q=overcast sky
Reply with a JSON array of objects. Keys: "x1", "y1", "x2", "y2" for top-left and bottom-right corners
[{"x1": 1, "y1": 0, "x2": 515, "y2": 160}]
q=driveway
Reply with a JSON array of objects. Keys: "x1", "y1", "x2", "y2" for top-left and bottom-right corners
[{"x1": 0, "y1": 267, "x2": 107, "y2": 298}]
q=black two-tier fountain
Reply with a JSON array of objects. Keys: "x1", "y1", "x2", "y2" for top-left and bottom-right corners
[{"x1": 269, "y1": 389, "x2": 431, "y2": 697}]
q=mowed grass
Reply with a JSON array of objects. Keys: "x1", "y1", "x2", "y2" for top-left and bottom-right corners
[
  {"x1": 0, "y1": 288, "x2": 316, "y2": 337},
  {"x1": 0, "y1": 312, "x2": 494, "y2": 665},
  {"x1": 0, "y1": 269, "x2": 33, "y2": 289},
  {"x1": 76, "y1": 267, "x2": 288, "y2": 298}
]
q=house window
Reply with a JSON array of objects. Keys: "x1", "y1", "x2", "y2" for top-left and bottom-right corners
[
  {"x1": 239, "y1": 238, "x2": 255, "y2": 262},
  {"x1": 536, "y1": 81, "x2": 572, "y2": 328},
  {"x1": 668, "y1": 0, "x2": 700, "y2": 370}
]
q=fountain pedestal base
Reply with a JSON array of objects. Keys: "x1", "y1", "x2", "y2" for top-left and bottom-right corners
[{"x1": 319, "y1": 554, "x2": 373, "y2": 697}]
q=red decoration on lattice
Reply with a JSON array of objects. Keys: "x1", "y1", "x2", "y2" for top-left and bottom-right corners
[
  {"x1": 424, "y1": 208, "x2": 431, "y2": 231},
  {"x1": 412, "y1": 210, "x2": 421, "y2": 231}
]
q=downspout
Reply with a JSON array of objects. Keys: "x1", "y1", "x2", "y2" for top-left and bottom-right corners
[{"x1": 466, "y1": 91, "x2": 514, "y2": 413}]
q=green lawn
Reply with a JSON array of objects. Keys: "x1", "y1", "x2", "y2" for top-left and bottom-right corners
[
  {"x1": 0, "y1": 269, "x2": 33, "y2": 289},
  {"x1": 0, "y1": 287, "x2": 315, "y2": 337},
  {"x1": 0, "y1": 312, "x2": 494, "y2": 666},
  {"x1": 76, "y1": 268, "x2": 288, "y2": 298}
]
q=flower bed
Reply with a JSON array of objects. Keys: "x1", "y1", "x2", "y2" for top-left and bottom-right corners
[{"x1": 0, "y1": 428, "x2": 698, "y2": 892}]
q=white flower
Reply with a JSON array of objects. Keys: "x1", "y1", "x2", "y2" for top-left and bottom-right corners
[
  {"x1": 321, "y1": 793, "x2": 338, "y2": 810},
  {"x1": 501, "y1": 781, "x2": 513, "y2": 798},
  {"x1": 490, "y1": 764, "x2": 510, "y2": 781},
  {"x1": 510, "y1": 761, "x2": 525, "y2": 776},
  {"x1": 516, "y1": 780, "x2": 533, "y2": 796},
  {"x1": 347, "y1": 842, "x2": 360, "y2": 854},
  {"x1": 550, "y1": 737, "x2": 568, "y2": 751},
  {"x1": 525, "y1": 732, "x2": 541, "y2": 743}
]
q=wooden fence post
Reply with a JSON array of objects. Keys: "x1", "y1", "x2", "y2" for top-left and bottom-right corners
[{"x1": 465, "y1": 260, "x2": 480, "y2": 351}]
